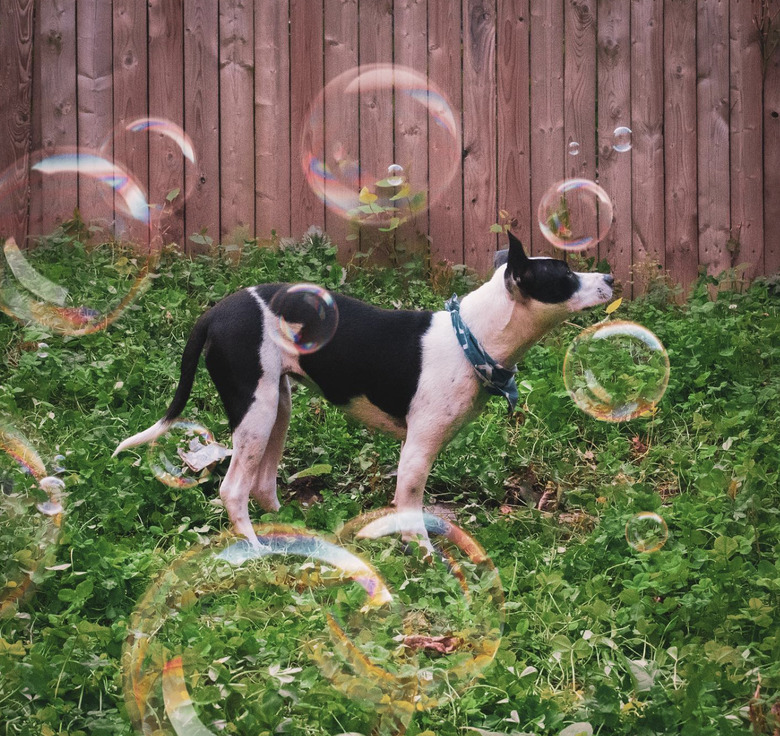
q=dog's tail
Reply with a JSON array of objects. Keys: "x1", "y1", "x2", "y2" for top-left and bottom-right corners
[{"x1": 112, "y1": 313, "x2": 210, "y2": 456}]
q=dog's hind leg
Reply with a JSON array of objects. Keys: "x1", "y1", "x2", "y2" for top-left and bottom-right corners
[
  {"x1": 218, "y1": 377, "x2": 281, "y2": 545},
  {"x1": 250, "y1": 375, "x2": 291, "y2": 512}
]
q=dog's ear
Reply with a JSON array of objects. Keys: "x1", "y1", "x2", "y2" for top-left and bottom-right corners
[{"x1": 506, "y1": 231, "x2": 529, "y2": 275}]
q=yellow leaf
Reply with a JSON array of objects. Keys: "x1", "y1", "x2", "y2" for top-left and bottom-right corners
[
  {"x1": 358, "y1": 187, "x2": 377, "y2": 204},
  {"x1": 605, "y1": 297, "x2": 622, "y2": 314}
]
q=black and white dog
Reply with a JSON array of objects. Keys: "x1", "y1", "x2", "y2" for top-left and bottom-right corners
[{"x1": 114, "y1": 232, "x2": 613, "y2": 545}]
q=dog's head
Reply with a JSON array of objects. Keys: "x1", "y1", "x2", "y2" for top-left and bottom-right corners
[{"x1": 495, "y1": 231, "x2": 613, "y2": 312}]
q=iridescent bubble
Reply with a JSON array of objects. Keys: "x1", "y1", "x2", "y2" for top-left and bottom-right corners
[
  {"x1": 147, "y1": 420, "x2": 221, "y2": 489},
  {"x1": 269, "y1": 283, "x2": 339, "y2": 355},
  {"x1": 0, "y1": 422, "x2": 64, "y2": 617},
  {"x1": 123, "y1": 525, "x2": 392, "y2": 736},
  {"x1": 322, "y1": 508, "x2": 505, "y2": 711},
  {"x1": 302, "y1": 64, "x2": 460, "y2": 226},
  {"x1": 612, "y1": 126, "x2": 632, "y2": 153},
  {"x1": 102, "y1": 117, "x2": 198, "y2": 211},
  {"x1": 0, "y1": 148, "x2": 161, "y2": 335},
  {"x1": 625, "y1": 511, "x2": 668, "y2": 553},
  {"x1": 537, "y1": 178, "x2": 613, "y2": 251},
  {"x1": 568, "y1": 141, "x2": 580, "y2": 156},
  {"x1": 384, "y1": 163, "x2": 406, "y2": 187},
  {"x1": 563, "y1": 321, "x2": 670, "y2": 422}
]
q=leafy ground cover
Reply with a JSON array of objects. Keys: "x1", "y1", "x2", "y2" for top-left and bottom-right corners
[{"x1": 0, "y1": 231, "x2": 778, "y2": 736}]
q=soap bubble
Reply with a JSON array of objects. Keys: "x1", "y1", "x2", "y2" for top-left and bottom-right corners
[
  {"x1": 318, "y1": 508, "x2": 505, "y2": 712},
  {"x1": 269, "y1": 283, "x2": 339, "y2": 355},
  {"x1": 568, "y1": 141, "x2": 580, "y2": 156},
  {"x1": 564, "y1": 321, "x2": 670, "y2": 422},
  {"x1": 302, "y1": 64, "x2": 460, "y2": 226},
  {"x1": 147, "y1": 421, "x2": 221, "y2": 489},
  {"x1": 102, "y1": 117, "x2": 197, "y2": 211},
  {"x1": 123, "y1": 525, "x2": 392, "y2": 736},
  {"x1": 625, "y1": 512, "x2": 668, "y2": 553},
  {"x1": 537, "y1": 178, "x2": 613, "y2": 251},
  {"x1": 612, "y1": 126, "x2": 632, "y2": 153},
  {"x1": 0, "y1": 422, "x2": 64, "y2": 617},
  {"x1": 0, "y1": 148, "x2": 161, "y2": 335}
]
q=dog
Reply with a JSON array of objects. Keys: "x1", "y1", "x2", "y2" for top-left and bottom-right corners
[{"x1": 114, "y1": 232, "x2": 613, "y2": 546}]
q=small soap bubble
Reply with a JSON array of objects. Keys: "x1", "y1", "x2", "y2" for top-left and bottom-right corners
[
  {"x1": 147, "y1": 420, "x2": 216, "y2": 489},
  {"x1": 625, "y1": 512, "x2": 668, "y2": 553},
  {"x1": 612, "y1": 126, "x2": 632, "y2": 153},
  {"x1": 563, "y1": 321, "x2": 670, "y2": 422},
  {"x1": 36, "y1": 500, "x2": 64, "y2": 516},
  {"x1": 39, "y1": 476, "x2": 66, "y2": 495},
  {"x1": 568, "y1": 141, "x2": 580, "y2": 156},
  {"x1": 269, "y1": 284, "x2": 339, "y2": 355},
  {"x1": 385, "y1": 163, "x2": 406, "y2": 187},
  {"x1": 537, "y1": 178, "x2": 613, "y2": 251},
  {"x1": 302, "y1": 64, "x2": 460, "y2": 226}
]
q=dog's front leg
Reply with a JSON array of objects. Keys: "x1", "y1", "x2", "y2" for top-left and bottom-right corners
[{"x1": 392, "y1": 431, "x2": 445, "y2": 555}]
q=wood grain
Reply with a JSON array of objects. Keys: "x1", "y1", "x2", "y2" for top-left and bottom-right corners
[
  {"x1": 219, "y1": 0, "x2": 255, "y2": 241},
  {"x1": 0, "y1": 0, "x2": 34, "y2": 246},
  {"x1": 184, "y1": 0, "x2": 220, "y2": 251},
  {"x1": 730, "y1": 0, "x2": 764, "y2": 279},
  {"x1": 289, "y1": 0, "x2": 325, "y2": 237},
  {"x1": 497, "y1": 0, "x2": 531, "y2": 252},
  {"x1": 322, "y1": 0, "x2": 358, "y2": 258},
  {"x1": 630, "y1": 0, "x2": 664, "y2": 281},
  {"x1": 149, "y1": 0, "x2": 185, "y2": 248},
  {"x1": 463, "y1": 0, "x2": 497, "y2": 274},
  {"x1": 530, "y1": 0, "x2": 564, "y2": 257},
  {"x1": 256, "y1": 0, "x2": 291, "y2": 240},
  {"x1": 597, "y1": 0, "x2": 631, "y2": 288},
  {"x1": 663, "y1": 0, "x2": 698, "y2": 292},
  {"x1": 77, "y1": 0, "x2": 114, "y2": 236},
  {"x1": 428, "y1": 0, "x2": 463, "y2": 265},
  {"x1": 764, "y1": 1, "x2": 780, "y2": 275},
  {"x1": 697, "y1": 0, "x2": 731, "y2": 276}
]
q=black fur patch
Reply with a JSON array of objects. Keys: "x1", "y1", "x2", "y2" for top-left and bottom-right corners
[
  {"x1": 255, "y1": 285, "x2": 433, "y2": 421},
  {"x1": 511, "y1": 258, "x2": 581, "y2": 304}
]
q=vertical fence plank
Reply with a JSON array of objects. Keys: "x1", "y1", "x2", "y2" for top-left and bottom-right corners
[
  {"x1": 78, "y1": 0, "x2": 114, "y2": 233},
  {"x1": 730, "y1": 0, "x2": 764, "y2": 278},
  {"x1": 290, "y1": 0, "x2": 325, "y2": 237},
  {"x1": 428, "y1": 0, "x2": 463, "y2": 265},
  {"x1": 219, "y1": 0, "x2": 255, "y2": 241},
  {"x1": 149, "y1": 0, "x2": 185, "y2": 248},
  {"x1": 358, "y1": 0, "x2": 395, "y2": 261},
  {"x1": 462, "y1": 0, "x2": 497, "y2": 274},
  {"x1": 256, "y1": 0, "x2": 291, "y2": 241},
  {"x1": 564, "y1": 0, "x2": 597, "y2": 184},
  {"x1": 32, "y1": 0, "x2": 77, "y2": 238},
  {"x1": 597, "y1": 0, "x2": 631, "y2": 288},
  {"x1": 394, "y1": 0, "x2": 429, "y2": 261},
  {"x1": 113, "y1": 0, "x2": 149, "y2": 249},
  {"x1": 664, "y1": 0, "x2": 698, "y2": 292},
  {"x1": 697, "y1": 0, "x2": 730, "y2": 276},
  {"x1": 497, "y1": 0, "x2": 531, "y2": 251},
  {"x1": 530, "y1": 0, "x2": 564, "y2": 257},
  {"x1": 184, "y1": 0, "x2": 219, "y2": 251},
  {"x1": 764, "y1": 8, "x2": 780, "y2": 275},
  {"x1": 0, "y1": 0, "x2": 34, "y2": 246},
  {"x1": 322, "y1": 0, "x2": 358, "y2": 258},
  {"x1": 630, "y1": 0, "x2": 664, "y2": 284}
]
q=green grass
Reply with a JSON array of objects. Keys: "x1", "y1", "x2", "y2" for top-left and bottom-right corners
[{"x1": 0, "y1": 230, "x2": 778, "y2": 736}]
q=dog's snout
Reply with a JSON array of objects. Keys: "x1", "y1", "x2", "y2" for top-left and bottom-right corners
[{"x1": 603, "y1": 274, "x2": 614, "y2": 286}]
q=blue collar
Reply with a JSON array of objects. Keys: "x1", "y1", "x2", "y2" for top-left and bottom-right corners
[{"x1": 445, "y1": 294, "x2": 518, "y2": 413}]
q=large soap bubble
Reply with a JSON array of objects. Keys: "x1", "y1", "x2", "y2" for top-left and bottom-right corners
[
  {"x1": 301, "y1": 64, "x2": 460, "y2": 227},
  {"x1": 564, "y1": 321, "x2": 670, "y2": 422},
  {"x1": 0, "y1": 148, "x2": 161, "y2": 335}
]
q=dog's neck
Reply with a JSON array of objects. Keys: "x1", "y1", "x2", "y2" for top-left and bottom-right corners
[{"x1": 457, "y1": 268, "x2": 567, "y2": 366}]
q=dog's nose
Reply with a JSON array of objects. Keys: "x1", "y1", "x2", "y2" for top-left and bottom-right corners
[{"x1": 603, "y1": 274, "x2": 614, "y2": 286}]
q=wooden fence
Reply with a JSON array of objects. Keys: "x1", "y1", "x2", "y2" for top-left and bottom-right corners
[{"x1": 1, "y1": 0, "x2": 778, "y2": 292}]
